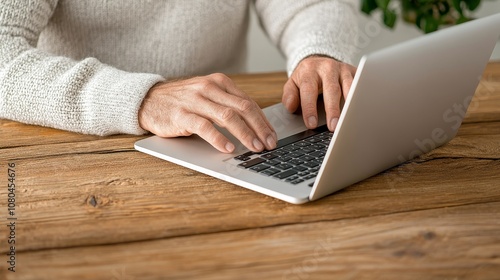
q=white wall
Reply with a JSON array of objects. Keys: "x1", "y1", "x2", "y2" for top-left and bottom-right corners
[{"x1": 245, "y1": 1, "x2": 500, "y2": 73}]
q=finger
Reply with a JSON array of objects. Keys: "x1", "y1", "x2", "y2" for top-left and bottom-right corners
[
  {"x1": 339, "y1": 65, "x2": 356, "y2": 100},
  {"x1": 216, "y1": 106, "x2": 268, "y2": 152},
  {"x1": 185, "y1": 113, "x2": 236, "y2": 153},
  {"x1": 218, "y1": 75, "x2": 276, "y2": 135},
  {"x1": 282, "y1": 79, "x2": 300, "y2": 113},
  {"x1": 320, "y1": 70, "x2": 342, "y2": 131},
  {"x1": 192, "y1": 97, "x2": 268, "y2": 152},
  {"x1": 298, "y1": 75, "x2": 320, "y2": 129},
  {"x1": 205, "y1": 76, "x2": 277, "y2": 150}
]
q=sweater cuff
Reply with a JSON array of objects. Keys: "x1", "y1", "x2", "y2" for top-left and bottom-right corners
[
  {"x1": 81, "y1": 65, "x2": 166, "y2": 136},
  {"x1": 280, "y1": 0, "x2": 358, "y2": 77}
]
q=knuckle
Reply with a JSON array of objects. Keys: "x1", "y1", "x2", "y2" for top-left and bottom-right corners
[
  {"x1": 240, "y1": 130, "x2": 255, "y2": 144},
  {"x1": 342, "y1": 73, "x2": 353, "y2": 83},
  {"x1": 329, "y1": 82, "x2": 342, "y2": 93},
  {"x1": 300, "y1": 77, "x2": 319, "y2": 88},
  {"x1": 195, "y1": 79, "x2": 215, "y2": 92},
  {"x1": 220, "y1": 107, "x2": 237, "y2": 122},
  {"x1": 191, "y1": 92, "x2": 206, "y2": 103},
  {"x1": 209, "y1": 72, "x2": 230, "y2": 83},
  {"x1": 178, "y1": 128, "x2": 193, "y2": 137},
  {"x1": 326, "y1": 103, "x2": 341, "y2": 115},
  {"x1": 301, "y1": 61, "x2": 315, "y2": 72},
  {"x1": 238, "y1": 99, "x2": 254, "y2": 114},
  {"x1": 302, "y1": 103, "x2": 317, "y2": 114},
  {"x1": 300, "y1": 58, "x2": 315, "y2": 67},
  {"x1": 169, "y1": 109, "x2": 183, "y2": 125},
  {"x1": 324, "y1": 59, "x2": 338, "y2": 69},
  {"x1": 194, "y1": 118, "x2": 213, "y2": 134}
]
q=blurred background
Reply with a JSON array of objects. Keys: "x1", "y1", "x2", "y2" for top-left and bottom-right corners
[{"x1": 245, "y1": 0, "x2": 500, "y2": 73}]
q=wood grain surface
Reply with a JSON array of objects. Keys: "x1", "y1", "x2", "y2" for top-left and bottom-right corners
[{"x1": 0, "y1": 64, "x2": 499, "y2": 280}]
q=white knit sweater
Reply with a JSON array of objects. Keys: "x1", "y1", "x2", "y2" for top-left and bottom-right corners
[{"x1": 0, "y1": 0, "x2": 358, "y2": 136}]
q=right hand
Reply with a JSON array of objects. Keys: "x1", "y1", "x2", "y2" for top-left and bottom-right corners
[{"x1": 138, "y1": 73, "x2": 277, "y2": 153}]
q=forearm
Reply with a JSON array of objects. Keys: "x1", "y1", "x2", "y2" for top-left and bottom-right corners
[
  {"x1": 0, "y1": 1, "x2": 165, "y2": 135},
  {"x1": 0, "y1": 47, "x2": 163, "y2": 135}
]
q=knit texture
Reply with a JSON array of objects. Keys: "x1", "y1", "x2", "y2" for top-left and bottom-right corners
[{"x1": 0, "y1": 0, "x2": 358, "y2": 136}]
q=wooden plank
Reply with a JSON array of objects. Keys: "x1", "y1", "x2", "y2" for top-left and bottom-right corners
[
  {"x1": 463, "y1": 71, "x2": 500, "y2": 123},
  {"x1": 0, "y1": 137, "x2": 498, "y2": 253},
  {"x1": 456, "y1": 121, "x2": 500, "y2": 136},
  {"x1": 4, "y1": 202, "x2": 499, "y2": 280}
]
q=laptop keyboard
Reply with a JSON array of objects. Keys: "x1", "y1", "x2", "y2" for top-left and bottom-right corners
[{"x1": 234, "y1": 125, "x2": 332, "y2": 186}]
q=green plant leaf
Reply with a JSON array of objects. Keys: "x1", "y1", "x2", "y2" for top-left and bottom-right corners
[
  {"x1": 376, "y1": 0, "x2": 391, "y2": 10},
  {"x1": 361, "y1": 0, "x2": 378, "y2": 14},
  {"x1": 451, "y1": 0, "x2": 464, "y2": 15},
  {"x1": 383, "y1": 9, "x2": 397, "y2": 28},
  {"x1": 417, "y1": 15, "x2": 439, "y2": 33},
  {"x1": 464, "y1": 0, "x2": 481, "y2": 11},
  {"x1": 424, "y1": 16, "x2": 439, "y2": 33}
]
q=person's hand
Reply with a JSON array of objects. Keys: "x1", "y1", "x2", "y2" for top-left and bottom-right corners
[
  {"x1": 282, "y1": 56, "x2": 357, "y2": 131},
  {"x1": 138, "y1": 73, "x2": 277, "y2": 153}
]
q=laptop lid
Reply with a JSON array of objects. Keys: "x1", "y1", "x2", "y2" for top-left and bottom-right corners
[{"x1": 309, "y1": 13, "x2": 500, "y2": 201}]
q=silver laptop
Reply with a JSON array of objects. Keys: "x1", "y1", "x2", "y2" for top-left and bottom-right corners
[{"x1": 135, "y1": 13, "x2": 500, "y2": 204}]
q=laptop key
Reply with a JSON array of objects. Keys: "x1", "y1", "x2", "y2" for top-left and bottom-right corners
[
  {"x1": 234, "y1": 151, "x2": 254, "y2": 161},
  {"x1": 300, "y1": 147, "x2": 316, "y2": 154},
  {"x1": 289, "y1": 159, "x2": 304, "y2": 165},
  {"x1": 261, "y1": 153, "x2": 278, "y2": 160},
  {"x1": 260, "y1": 168, "x2": 280, "y2": 176},
  {"x1": 285, "y1": 175, "x2": 299, "y2": 182},
  {"x1": 265, "y1": 159, "x2": 280, "y2": 166},
  {"x1": 281, "y1": 145, "x2": 300, "y2": 152},
  {"x1": 273, "y1": 169, "x2": 298, "y2": 179},
  {"x1": 276, "y1": 156, "x2": 293, "y2": 163},
  {"x1": 293, "y1": 165, "x2": 308, "y2": 172},
  {"x1": 302, "y1": 161, "x2": 320, "y2": 168},
  {"x1": 272, "y1": 150, "x2": 289, "y2": 156},
  {"x1": 238, "y1": 157, "x2": 266, "y2": 168},
  {"x1": 309, "y1": 151, "x2": 325, "y2": 158},
  {"x1": 293, "y1": 141, "x2": 310, "y2": 147},
  {"x1": 288, "y1": 151, "x2": 306, "y2": 158},
  {"x1": 306, "y1": 137, "x2": 322, "y2": 143},
  {"x1": 275, "y1": 163, "x2": 293, "y2": 170},
  {"x1": 299, "y1": 155, "x2": 316, "y2": 162},
  {"x1": 291, "y1": 179, "x2": 304, "y2": 185},
  {"x1": 250, "y1": 164, "x2": 270, "y2": 172}
]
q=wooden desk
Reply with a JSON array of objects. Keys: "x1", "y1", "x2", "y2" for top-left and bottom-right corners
[{"x1": 1, "y1": 63, "x2": 499, "y2": 280}]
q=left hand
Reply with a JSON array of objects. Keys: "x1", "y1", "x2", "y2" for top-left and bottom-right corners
[{"x1": 282, "y1": 56, "x2": 357, "y2": 131}]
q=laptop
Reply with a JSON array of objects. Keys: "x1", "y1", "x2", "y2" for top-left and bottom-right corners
[{"x1": 135, "y1": 13, "x2": 500, "y2": 204}]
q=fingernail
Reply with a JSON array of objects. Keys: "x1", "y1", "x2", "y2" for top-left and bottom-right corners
[
  {"x1": 253, "y1": 138, "x2": 264, "y2": 151},
  {"x1": 266, "y1": 135, "x2": 276, "y2": 149},
  {"x1": 225, "y1": 142, "x2": 235, "y2": 153},
  {"x1": 307, "y1": 116, "x2": 317, "y2": 128},
  {"x1": 330, "y1": 118, "x2": 339, "y2": 131}
]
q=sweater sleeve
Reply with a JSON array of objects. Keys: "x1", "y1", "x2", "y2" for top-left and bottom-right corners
[
  {"x1": 254, "y1": 0, "x2": 359, "y2": 76},
  {"x1": 0, "y1": 0, "x2": 165, "y2": 136}
]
